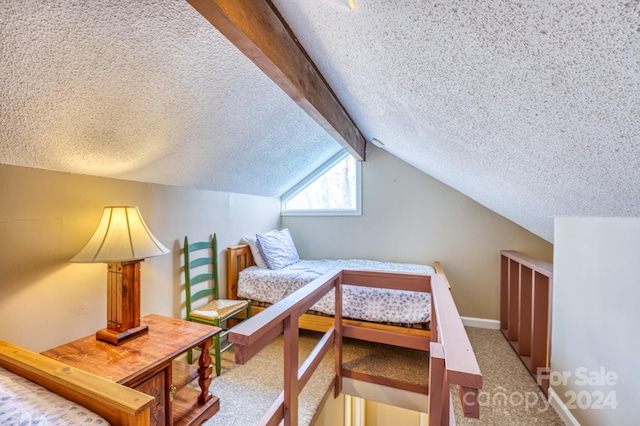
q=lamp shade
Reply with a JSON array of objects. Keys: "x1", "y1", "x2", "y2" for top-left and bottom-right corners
[{"x1": 71, "y1": 206, "x2": 170, "y2": 263}]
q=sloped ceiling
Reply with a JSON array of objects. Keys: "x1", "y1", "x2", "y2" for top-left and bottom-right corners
[
  {"x1": 2, "y1": 1, "x2": 639, "y2": 243},
  {"x1": 270, "y1": 0, "x2": 640, "y2": 242},
  {"x1": 0, "y1": 0, "x2": 343, "y2": 196}
]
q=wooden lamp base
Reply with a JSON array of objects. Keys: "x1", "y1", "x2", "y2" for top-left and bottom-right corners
[
  {"x1": 97, "y1": 261, "x2": 148, "y2": 346},
  {"x1": 96, "y1": 324, "x2": 149, "y2": 345}
]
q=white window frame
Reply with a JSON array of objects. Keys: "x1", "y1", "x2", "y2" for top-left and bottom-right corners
[{"x1": 281, "y1": 151, "x2": 362, "y2": 216}]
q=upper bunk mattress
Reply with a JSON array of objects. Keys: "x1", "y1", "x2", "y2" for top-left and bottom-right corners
[{"x1": 237, "y1": 259, "x2": 435, "y2": 324}]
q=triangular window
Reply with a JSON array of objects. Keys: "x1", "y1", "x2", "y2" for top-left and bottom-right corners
[{"x1": 281, "y1": 151, "x2": 361, "y2": 216}]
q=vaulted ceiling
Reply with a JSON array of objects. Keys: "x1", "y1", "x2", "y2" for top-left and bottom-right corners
[{"x1": 2, "y1": 1, "x2": 639, "y2": 243}]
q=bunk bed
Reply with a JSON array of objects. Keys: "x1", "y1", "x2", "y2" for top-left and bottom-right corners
[{"x1": 0, "y1": 339, "x2": 153, "y2": 426}]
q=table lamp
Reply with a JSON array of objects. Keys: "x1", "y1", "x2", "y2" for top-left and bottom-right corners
[{"x1": 71, "y1": 206, "x2": 170, "y2": 345}]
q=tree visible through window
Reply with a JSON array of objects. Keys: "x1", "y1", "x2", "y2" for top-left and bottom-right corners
[{"x1": 282, "y1": 152, "x2": 361, "y2": 215}]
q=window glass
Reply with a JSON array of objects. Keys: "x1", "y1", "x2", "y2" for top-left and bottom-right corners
[{"x1": 282, "y1": 152, "x2": 361, "y2": 216}]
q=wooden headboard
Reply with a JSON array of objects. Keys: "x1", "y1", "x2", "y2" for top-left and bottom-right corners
[{"x1": 227, "y1": 244, "x2": 254, "y2": 300}]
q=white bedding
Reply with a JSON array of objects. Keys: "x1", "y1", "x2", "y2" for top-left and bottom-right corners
[
  {"x1": 237, "y1": 259, "x2": 435, "y2": 324},
  {"x1": 0, "y1": 365, "x2": 108, "y2": 426}
]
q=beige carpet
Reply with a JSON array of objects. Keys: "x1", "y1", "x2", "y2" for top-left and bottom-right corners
[
  {"x1": 202, "y1": 331, "x2": 335, "y2": 426},
  {"x1": 200, "y1": 327, "x2": 563, "y2": 425},
  {"x1": 454, "y1": 327, "x2": 563, "y2": 425}
]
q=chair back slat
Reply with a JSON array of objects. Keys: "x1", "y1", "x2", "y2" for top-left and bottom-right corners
[
  {"x1": 190, "y1": 257, "x2": 214, "y2": 269},
  {"x1": 189, "y1": 241, "x2": 213, "y2": 251},
  {"x1": 190, "y1": 273, "x2": 213, "y2": 286},
  {"x1": 191, "y1": 288, "x2": 214, "y2": 303}
]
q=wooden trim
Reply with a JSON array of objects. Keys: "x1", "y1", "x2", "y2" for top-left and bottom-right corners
[
  {"x1": 428, "y1": 342, "x2": 446, "y2": 426},
  {"x1": 500, "y1": 250, "x2": 552, "y2": 278},
  {"x1": 283, "y1": 315, "x2": 299, "y2": 426},
  {"x1": 342, "y1": 369, "x2": 428, "y2": 395},
  {"x1": 334, "y1": 276, "x2": 343, "y2": 398},
  {"x1": 234, "y1": 322, "x2": 283, "y2": 365},
  {"x1": 499, "y1": 250, "x2": 553, "y2": 395},
  {"x1": 431, "y1": 274, "x2": 483, "y2": 389},
  {"x1": 185, "y1": 0, "x2": 366, "y2": 160},
  {"x1": 341, "y1": 269, "x2": 431, "y2": 292},
  {"x1": 433, "y1": 261, "x2": 450, "y2": 289},
  {"x1": 0, "y1": 340, "x2": 153, "y2": 426},
  {"x1": 299, "y1": 327, "x2": 335, "y2": 389},
  {"x1": 508, "y1": 259, "x2": 520, "y2": 341},
  {"x1": 459, "y1": 386, "x2": 480, "y2": 419},
  {"x1": 342, "y1": 324, "x2": 430, "y2": 352},
  {"x1": 532, "y1": 271, "x2": 551, "y2": 393},
  {"x1": 499, "y1": 255, "x2": 509, "y2": 329},
  {"x1": 519, "y1": 266, "x2": 533, "y2": 357}
]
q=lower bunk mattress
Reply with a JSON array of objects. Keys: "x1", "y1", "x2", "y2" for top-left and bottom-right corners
[{"x1": 237, "y1": 258, "x2": 435, "y2": 329}]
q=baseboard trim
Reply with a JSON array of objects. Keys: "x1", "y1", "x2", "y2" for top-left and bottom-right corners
[
  {"x1": 548, "y1": 387, "x2": 580, "y2": 426},
  {"x1": 460, "y1": 316, "x2": 501, "y2": 329}
]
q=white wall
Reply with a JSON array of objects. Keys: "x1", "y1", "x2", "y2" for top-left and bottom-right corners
[
  {"x1": 283, "y1": 146, "x2": 552, "y2": 320},
  {"x1": 553, "y1": 217, "x2": 640, "y2": 425},
  {"x1": 0, "y1": 164, "x2": 280, "y2": 352}
]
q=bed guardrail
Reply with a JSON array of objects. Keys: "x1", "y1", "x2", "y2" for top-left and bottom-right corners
[{"x1": 228, "y1": 268, "x2": 482, "y2": 425}]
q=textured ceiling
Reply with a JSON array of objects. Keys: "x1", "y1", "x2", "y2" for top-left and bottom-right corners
[
  {"x1": 0, "y1": 0, "x2": 342, "y2": 196},
  {"x1": 2, "y1": 1, "x2": 640, "y2": 243},
  {"x1": 271, "y1": 0, "x2": 640, "y2": 242}
]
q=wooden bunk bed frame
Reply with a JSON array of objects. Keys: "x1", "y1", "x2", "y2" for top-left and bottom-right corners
[
  {"x1": 227, "y1": 244, "x2": 450, "y2": 341},
  {"x1": 0, "y1": 339, "x2": 154, "y2": 426}
]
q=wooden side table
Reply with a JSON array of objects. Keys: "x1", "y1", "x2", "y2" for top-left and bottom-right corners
[{"x1": 42, "y1": 314, "x2": 221, "y2": 426}]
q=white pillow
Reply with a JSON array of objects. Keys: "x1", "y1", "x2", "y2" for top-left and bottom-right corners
[
  {"x1": 241, "y1": 236, "x2": 268, "y2": 268},
  {"x1": 256, "y1": 228, "x2": 299, "y2": 270}
]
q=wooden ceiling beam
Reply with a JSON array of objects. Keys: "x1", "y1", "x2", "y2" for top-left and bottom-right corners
[{"x1": 185, "y1": 0, "x2": 366, "y2": 160}]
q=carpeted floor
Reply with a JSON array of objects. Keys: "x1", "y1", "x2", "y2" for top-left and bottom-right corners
[
  {"x1": 201, "y1": 330, "x2": 336, "y2": 426},
  {"x1": 198, "y1": 327, "x2": 563, "y2": 425},
  {"x1": 453, "y1": 327, "x2": 563, "y2": 425}
]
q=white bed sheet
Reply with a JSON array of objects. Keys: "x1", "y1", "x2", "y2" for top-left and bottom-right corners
[
  {"x1": 0, "y1": 365, "x2": 108, "y2": 426},
  {"x1": 237, "y1": 259, "x2": 435, "y2": 324}
]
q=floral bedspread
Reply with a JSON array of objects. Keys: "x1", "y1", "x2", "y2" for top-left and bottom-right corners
[
  {"x1": 0, "y1": 366, "x2": 109, "y2": 425},
  {"x1": 237, "y1": 259, "x2": 435, "y2": 324}
]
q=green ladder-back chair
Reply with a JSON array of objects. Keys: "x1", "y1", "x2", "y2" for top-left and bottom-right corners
[{"x1": 184, "y1": 234, "x2": 251, "y2": 376}]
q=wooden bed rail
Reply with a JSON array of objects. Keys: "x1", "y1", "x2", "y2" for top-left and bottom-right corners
[
  {"x1": 0, "y1": 340, "x2": 154, "y2": 426},
  {"x1": 228, "y1": 268, "x2": 482, "y2": 425}
]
